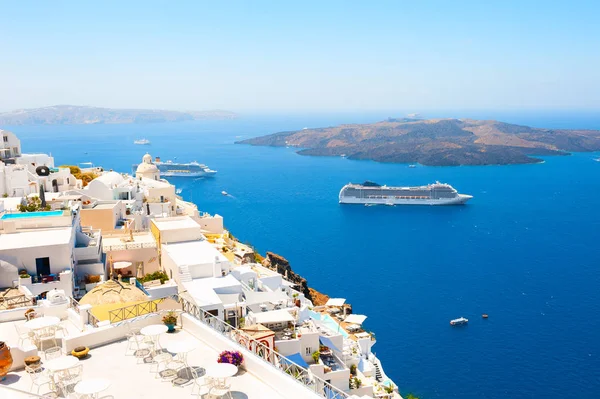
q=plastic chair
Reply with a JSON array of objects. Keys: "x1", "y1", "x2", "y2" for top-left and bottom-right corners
[
  {"x1": 25, "y1": 365, "x2": 55, "y2": 395},
  {"x1": 124, "y1": 323, "x2": 147, "y2": 356}
]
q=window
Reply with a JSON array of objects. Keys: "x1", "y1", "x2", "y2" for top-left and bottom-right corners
[
  {"x1": 207, "y1": 309, "x2": 219, "y2": 317},
  {"x1": 305, "y1": 347, "x2": 312, "y2": 355},
  {"x1": 3, "y1": 136, "x2": 7, "y2": 142},
  {"x1": 35, "y1": 257, "x2": 51, "y2": 276}
]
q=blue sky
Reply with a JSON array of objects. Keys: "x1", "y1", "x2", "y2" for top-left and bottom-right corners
[{"x1": 1, "y1": 1, "x2": 599, "y2": 112}]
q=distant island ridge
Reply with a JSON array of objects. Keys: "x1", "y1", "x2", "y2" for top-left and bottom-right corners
[
  {"x1": 237, "y1": 117, "x2": 600, "y2": 166},
  {"x1": 0, "y1": 105, "x2": 238, "y2": 125}
]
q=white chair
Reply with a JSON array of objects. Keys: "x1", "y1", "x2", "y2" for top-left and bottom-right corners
[
  {"x1": 37, "y1": 326, "x2": 58, "y2": 352},
  {"x1": 150, "y1": 353, "x2": 173, "y2": 377},
  {"x1": 14, "y1": 323, "x2": 36, "y2": 347},
  {"x1": 124, "y1": 323, "x2": 147, "y2": 356},
  {"x1": 209, "y1": 380, "x2": 233, "y2": 399},
  {"x1": 56, "y1": 364, "x2": 83, "y2": 396},
  {"x1": 44, "y1": 346, "x2": 62, "y2": 360},
  {"x1": 55, "y1": 322, "x2": 70, "y2": 338},
  {"x1": 190, "y1": 369, "x2": 212, "y2": 397},
  {"x1": 25, "y1": 365, "x2": 55, "y2": 395}
]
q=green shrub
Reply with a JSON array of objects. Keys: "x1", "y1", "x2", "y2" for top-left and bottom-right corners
[
  {"x1": 139, "y1": 270, "x2": 169, "y2": 284},
  {"x1": 311, "y1": 351, "x2": 320, "y2": 364}
]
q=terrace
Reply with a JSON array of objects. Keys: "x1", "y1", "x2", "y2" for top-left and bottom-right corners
[{"x1": 1, "y1": 297, "x2": 353, "y2": 399}]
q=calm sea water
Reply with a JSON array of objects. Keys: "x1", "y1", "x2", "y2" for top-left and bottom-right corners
[{"x1": 7, "y1": 111, "x2": 600, "y2": 399}]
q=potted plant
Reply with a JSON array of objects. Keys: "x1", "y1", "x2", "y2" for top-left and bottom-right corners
[
  {"x1": 217, "y1": 350, "x2": 244, "y2": 369},
  {"x1": 162, "y1": 311, "x2": 178, "y2": 332},
  {"x1": 71, "y1": 346, "x2": 90, "y2": 359},
  {"x1": 311, "y1": 351, "x2": 320, "y2": 364},
  {"x1": 350, "y1": 364, "x2": 357, "y2": 376},
  {"x1": 19, "y1": 273, "x2": 32, "y2": 285}
]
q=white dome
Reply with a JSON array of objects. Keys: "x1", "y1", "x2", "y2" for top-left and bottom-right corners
[
  {"x1": 136, "y1": 162, "x2": 159, "y2": 174},
  {"x1": 95, "y1": 171, "x2": 125, "y2": 187},
  {"x1": 142, "y1": 153, "x2": 152, "y2": 163}
]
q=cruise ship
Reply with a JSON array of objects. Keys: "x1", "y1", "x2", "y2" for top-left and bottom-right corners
[
  {"x1": 339, "y1": 181, "x2": 472, "y2": 205},
  {"x1": 133, "y1": 156, "x2": 217, "y2": 177}
]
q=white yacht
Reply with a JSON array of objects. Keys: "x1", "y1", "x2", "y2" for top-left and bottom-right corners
[
  {"x1": 450, "y1": 317, "x2": 468, "y2": 326},
  {"x1": 134, "y1": 138, "x2": 151, "y2": 145}
]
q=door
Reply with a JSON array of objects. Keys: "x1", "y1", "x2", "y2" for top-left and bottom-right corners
[{"x1": 35, "y1": 257, "x2": 51, "y2": 276}]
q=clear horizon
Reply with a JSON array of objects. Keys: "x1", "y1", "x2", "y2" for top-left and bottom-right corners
[{"x1": 2, "y1": 1, "x2": 600, "y2": 112}]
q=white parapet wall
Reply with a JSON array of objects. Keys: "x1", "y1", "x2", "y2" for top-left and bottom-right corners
[{"x1": 181, "y1": 314, "x2": 322, "y2": 399}]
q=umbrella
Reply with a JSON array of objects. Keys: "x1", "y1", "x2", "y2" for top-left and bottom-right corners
[
  {"x1": 39, "y1": 184, "x2": 46, "y2": 208},
  {"x1": 113, "y1": 261, "x2": 132, "y2": 270}
]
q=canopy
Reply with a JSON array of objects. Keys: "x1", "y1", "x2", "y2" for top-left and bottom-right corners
[
  {"x1": 251, "y1": 309, "x2": 295, "y2": 324},
  {"x1": 113, "y1": 261, "x2": 132, "y2": 269},
  {"x1": 319, "y1": 335, "x2": 341, "y2": 352},
  {"x1": 325, "y1": 298, "x2": 346, "y2": 307},
  {"x1": 244, "y1": 289, "x2": 288, "y2": 306},
  {"x1": 344, "y1": 314, "x2": 367, "y2": 325},
  {"x1": 281, "y1": 352, "x2": 309, "y2": 368}
]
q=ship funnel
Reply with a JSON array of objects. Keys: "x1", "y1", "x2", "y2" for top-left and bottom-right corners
[{"x1": 155, "y1": 156, "x2": 161, "y2": 162}]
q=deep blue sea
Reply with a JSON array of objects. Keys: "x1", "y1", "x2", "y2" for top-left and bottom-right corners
[{"x1": 7, "y1": 110, "x2": 600, "y2": 399}]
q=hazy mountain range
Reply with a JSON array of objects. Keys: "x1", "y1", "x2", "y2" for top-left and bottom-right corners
[
  {"x1": 238, "y1": 118, "x2": 600, "y2": 166},
  {"x1": 0, "y1": 105, "x2": 238, "y2": 125}
]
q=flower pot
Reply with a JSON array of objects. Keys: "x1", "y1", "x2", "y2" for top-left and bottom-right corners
[
  {"x1": 24, "y1": 356, "x2": 41, "y2": 368},
  {"x1": 71, "y1": 346, "x2": 89, "y2": 359},
  {"x1": 0, "y1": 342, "x2": 13, "y2": 381},
  {"x1": 165, "y1": 323, "x2": 176, "y2": 333}
]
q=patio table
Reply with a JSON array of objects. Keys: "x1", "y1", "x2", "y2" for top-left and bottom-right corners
[
  {"x1": 166, "y1": 341, "x2": 195, "y2": 379},
  {"x1": 24, "y1": 316, "x2": 60, "y2": 330},
  {"x1": 206, "y1": 363, "x2": 237, "y2": 379},
  {"x1": 140, "y1": 324, "x2": 168, "y2": 351},
  {"x1": 75, "y1": 378, "x2": 111, "y2": 399}
]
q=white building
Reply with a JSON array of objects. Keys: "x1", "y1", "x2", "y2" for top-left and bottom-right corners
[{"x1": 0, "y1": 129, "x2": 82, "y2": 197}]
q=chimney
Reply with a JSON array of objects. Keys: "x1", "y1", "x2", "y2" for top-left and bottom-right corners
[{"x1": 155, "y1": 156, "x2": 161, "y2": 163}]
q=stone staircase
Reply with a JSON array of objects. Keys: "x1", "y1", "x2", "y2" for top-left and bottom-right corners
[
  {"x1": 374, "y1": 360, "x2": 383, "y2": 382},
  {"x1": 178, "y1": 265, "x2": 192, "y2": 283}
]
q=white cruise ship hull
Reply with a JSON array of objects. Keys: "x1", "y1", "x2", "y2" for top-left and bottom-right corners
[
  {"x1": 339, "y1": 194, "x2": 472, "y2": 205},
  {"x1": 160, "y1": 170, "x2": 217, "y2": 177}
]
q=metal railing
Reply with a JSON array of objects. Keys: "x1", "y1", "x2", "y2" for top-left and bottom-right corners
[
  {"x1": 0, "y1": 293, "x2": 34, "y2": 310},
  {"x1": 87, "y1": 310, "x2": 100, "y2": 327},
  {"x1": 108, "y1": 299, "x2": 160, "y2": 324},
  {"x1": 180, "y1": 297, "x2": 348, "y2": 399}
]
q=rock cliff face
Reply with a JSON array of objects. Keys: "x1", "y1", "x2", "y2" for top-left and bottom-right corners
[{"x1": 262, "y1": 252, "x2": 315, "y2": 302}]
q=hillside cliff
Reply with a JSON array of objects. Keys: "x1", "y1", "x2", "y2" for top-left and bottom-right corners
[{"x1": 237, "y1": 118, "x2": 600, "y2": 166}]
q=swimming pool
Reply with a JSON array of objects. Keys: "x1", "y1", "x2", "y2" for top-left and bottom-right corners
[{"x1": 1, "y1": 210, "x2": 65, "y2": 220}]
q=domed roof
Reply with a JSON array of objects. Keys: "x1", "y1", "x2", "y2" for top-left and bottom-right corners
[
  {"x1": 79, "y1": 280, "x2": 148, "y2": 306},
  {"x1": 94, "y1": 171, "x2": 125, "y2": 187},
  {"x1": 136, "y1": 162, "x2": 159, "y2": 174},
  {"x1": 136, "y1": 153, "x2": 159, "y2": 175}
]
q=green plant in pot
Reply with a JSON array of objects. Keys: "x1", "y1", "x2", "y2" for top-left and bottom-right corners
[{"x1": 162, "y1": 311, "x2": 178, "y2": 332}]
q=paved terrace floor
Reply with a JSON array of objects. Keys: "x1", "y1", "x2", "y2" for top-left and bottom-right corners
[{"x1": 1, "y1": 326, "x2": 288, "y2": 399}]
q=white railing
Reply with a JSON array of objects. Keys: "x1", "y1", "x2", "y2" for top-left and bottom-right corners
[{"x1": 181, "y1": 297, "x2": 348, "y2": 399}]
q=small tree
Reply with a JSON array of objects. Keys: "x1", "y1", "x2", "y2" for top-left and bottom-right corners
[{"x1": 311, "y1": 351, "x2": 320, "y2": 364}]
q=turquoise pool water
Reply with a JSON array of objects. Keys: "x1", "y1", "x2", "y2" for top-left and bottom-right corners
[{"x1": 1, "y1": 210, "x2": 64, "y2": 220}]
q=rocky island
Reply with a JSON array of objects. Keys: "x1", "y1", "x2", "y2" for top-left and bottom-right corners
[
  {"x1": 237, "y1": 118, "x2": 600, "y2": 166},
  {"x1": 0, "y1": 104, "x2": 238, "y2": 125}
]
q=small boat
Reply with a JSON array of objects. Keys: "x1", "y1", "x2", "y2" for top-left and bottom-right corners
[
  {"x1": 482, "y1": 314, "x2": 489, "y2": 319},
  {"x1": 221, "y1": 191, "x2": 228, "y2": 196},
  {"x1": 408, "y1": 164, "x2": 416, "y2": 168},
  {"x1": 175, "y1": 189, "x2": 182, "y2": 194},
  {"x1": 450, "y1": 317, "x2": 468, "y2": 326},
  {"x1": 364, "y1": 203, "x2": 375, "y2": 207},
  {"x1": 134, "y1": 138, "x2": 151, "y2": 145}
]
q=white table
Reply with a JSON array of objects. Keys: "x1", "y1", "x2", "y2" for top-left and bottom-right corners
[
  {"x1": 166, "y1": 341, "x2": 196, "y2": 379},
  {"x1": 44, "y1": 356, "x2": 79, "y2": 372},
  {"x1": 24, "y1": 316, "x2": 60, "y2": 330},
  {"x1": 205, "y1": 363, "x2": 238, "y2": 379},
  {"x1": 140, "y1": 324, "x2": 168, "y2": 350},
  {"x1": 75, "y1": 378, "x2": 111, "y2": 399}
]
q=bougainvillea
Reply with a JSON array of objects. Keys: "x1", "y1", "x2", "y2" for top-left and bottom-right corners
[{"x1": 217, "y1": 350, "x2": 244, "y2": 367}]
